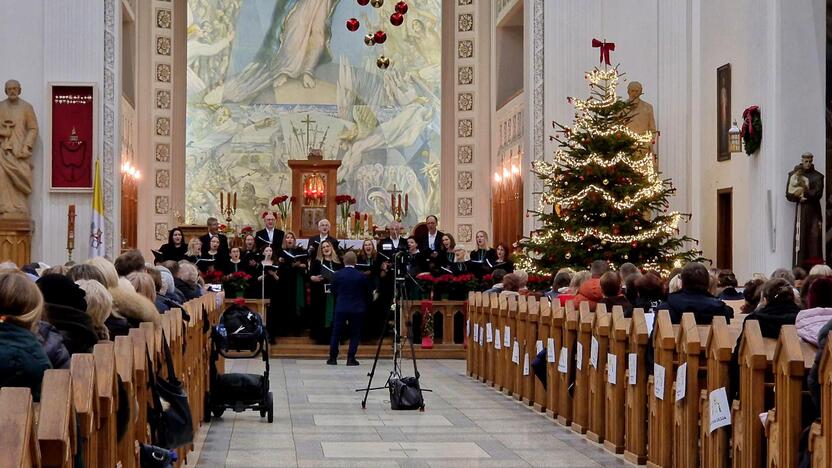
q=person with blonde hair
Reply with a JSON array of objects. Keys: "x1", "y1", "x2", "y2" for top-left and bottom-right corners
[
  {"x1": 128, "y1": 271, "x2": 157, "y2": 303},
  {"x1": 0, "y1": 270, "x2": 51, "y2": 401},
  {"x1": 75, "y1": 279, "x2": 113, "y2": 341},
  {"x1": 809, "y1": 264, "x2": 832, "y2": 277},
  {"x1": 184, "y1": 237, "x2": 202, "y2": 263},
  {"x1": 86, "y1": 257, "x2": 119, "y2": 289}
]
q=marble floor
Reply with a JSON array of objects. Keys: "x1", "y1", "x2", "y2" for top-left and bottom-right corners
[{"x1": 189, "y1": 358, "x2": 628, "y2": 467}]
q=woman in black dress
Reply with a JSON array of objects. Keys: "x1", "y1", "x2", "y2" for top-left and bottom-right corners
[
  {"x1": 158, "y1": 228, "x2": 187, "y2": 262},
  {"x1": 183, "y1": 237, "x2": 202, "y2": 264},
  {"x1": 490, "y1": 243, "x2": 514, "y2": 273},
  {"x1": 308, "y1": 239, "x2": 341, "y2": 343},
  {"x1": 470, "y1": 230, "x2": 497, "y2": 277},
  {"x1": 276, "y1": 231, "x2": 307, "y2": 336},
  {"x1": 258, "y1": 246, "x2": 280, "y2": 343},
  {"x1": 197, "y1": 236, "x2": 227, "y2": 276}
]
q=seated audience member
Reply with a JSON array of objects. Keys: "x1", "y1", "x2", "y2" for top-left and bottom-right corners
[
  {"x1": 514, "y1": 270, "x2": 529, "y2": 294},
  {"x1": 742, "y1": 277, "x2": 799, "y2": 339},
  {"x1": 111, "y1": 276, "x2": 160, "y2": 330},
  {"x1": 771, "y1": 267, "x2": 796, "y2": 286},
  {"x1": 128, "y1": 271, "x2": 157, "y2": 303},
  {"x1": 633, "y1": 272, "x2": 665, "y2": 316},
  {"x1": 75, "y1": 279, "x2": 113, "y2": 341},
  {"x1": 599, "y1": 271, "x2": 633, "y2": 316},
  {"x1": 176, "y1": 261, "x2": 203, "y2": 300},
  {"x1": 36, "y1": 319, "x2": 69, "y2": 370},
  {"x1": 574, "y1": 260, "x2": 609, "y2": 310},
  {"x1": 0, "y1": 271, "x2": 52, "y2": 401},
  {"x1": 42, "y1": 264, "x2": 70, "y2": 276},
  {"x1": 808, "y1": 264, "x2": 832, "y2": 277},
  {"x1": 545, "y1": 268, "x2": 574, "y2": 300},
  {"x1": 114, "y1": 249, "x2": 146, "y2": 277},
  {"x1": 667, "y1": 274, "x2": 683, "y2": 294},
  {"x1": 499, "y1": 273, "x2": 521, "y2": 297},
  {"x1": 157, "y1": 265, "x2": 185, "y2": 304},
  {"x1": 796, "y1": 277, "x2": 832, "y2": 345},
  {"x1": 659, "y1": 262, "x2": 733, "y2": 324},
  {"x1": 67, "y1": 263, "x2": 108, "y2": 286},
  {"x1": 483, "y1": 269, "x2": 507, "y2": 294},
  {"x1": 36, "y1": 274, "x2": 98, "y2": 355},
  {"x1": 716, "y1": 270, "x2": 744, "y2": 300},
  {"x1": 623, "y1": 271, "x2": 642, "y2": 305},
  {"x1": 793, "y1": 267, "x2": 808, "y2": 290},
  {"x1": 741, "y1": 278, "x2": 765, "y2": 313},
  {"x1": 86, "y1": 257, "x2": 120, "y2": 289},
  {"x1": 619, "y1": 262, "x2": 640, "y2": 284},
  {"x1": 808, "y1": 284, "x2": 832, "y2": 419},
  {"x1": 145, "y1": 267, "x2": 180, "y2": 313},
  {"x1": 557, "y1": 270, "x2": 591, "y2": 307}
]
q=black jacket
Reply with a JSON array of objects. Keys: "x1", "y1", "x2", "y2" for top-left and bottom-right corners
[
  {"x1": 658, "y1": 288, "x2": 734, "y2": 324},
  {"x1": 175, "y1": 277, "x2": 203, "y2": 301},
  {"x1": 718, "y1": 287, "x2": 744, "y2": 301},
  {"x1": 255, "y1": 228, "x2": 285, "y2": 252},
  {"x1": 199, "y1": 232, "x2": 229, "y2": 256},
  {"x1": 43, "y1": 303, "x2": 99, "y2": 355},
  {"x1": 36, "y1": 321, "x2": 70, "y2": 370},
  {"x1": 105, "y1": 315, "x2": 131, "y2": 338},
  {"x1": 0, "y1": 322, "x2": 51, "y2": 401},
  {"x1": 742, "y1": 301, "x2": 799, "y2": 339}
]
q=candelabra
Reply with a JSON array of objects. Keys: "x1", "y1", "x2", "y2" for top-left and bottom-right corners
[
  {"x1": 219, "y1": 191, "x2": 237, "y2": 224},
  {"x1": 389, "y1": 184, "x2": 409, "y2": 222}
]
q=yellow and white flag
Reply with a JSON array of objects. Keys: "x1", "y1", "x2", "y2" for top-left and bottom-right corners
[{"x1": 89, "y1": 159, "x2": 105, "y2": 257}]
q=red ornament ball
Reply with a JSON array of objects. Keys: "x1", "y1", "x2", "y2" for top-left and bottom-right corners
[
  {"x1": 373, "y1": 30, "x2": 388, "y2": 44},
  {"x1": 346, "y1": 18, "x2": 360, "y2": 32},
  {"x1": 390, "y1": 12, "x2": 404, "y2": 26},
  {"x1": 631, "y1": 241, "x2": 639, "y2": 248},
  {"x1": 357, "y1": 0, "x2": 370, "y2": 5},
  {"x1": 395, "y1": 1, "x2": 409, "y2": 14}
]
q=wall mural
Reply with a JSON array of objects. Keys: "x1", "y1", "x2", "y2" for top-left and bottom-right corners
[{"x1": 185, "y1": 0, "x2": 442, "y2": 229}]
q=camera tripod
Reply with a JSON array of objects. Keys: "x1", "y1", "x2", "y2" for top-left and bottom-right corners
[{"x1": 357, "y1": 251, "x2": 430, "y2": 409}]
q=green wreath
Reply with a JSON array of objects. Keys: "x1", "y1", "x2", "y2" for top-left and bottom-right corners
[{"x1": 741, "y1": 106, "x2": 762, "y2": 155}]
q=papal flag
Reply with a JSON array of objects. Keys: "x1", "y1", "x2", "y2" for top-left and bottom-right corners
[{"x1": 89, "y1": 159, "x2": 105, "y2": 257}]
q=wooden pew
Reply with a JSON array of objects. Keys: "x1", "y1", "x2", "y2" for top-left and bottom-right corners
[
  {"x1": 129, "y1": 328, "x2": 150, "y2": 445},
  {"x1": 764, "y1": 325, "x2": 816, "y2": 467},
  {"x1": 37, "y1": 369, "x2": 75, "y2": 468},
  {"x1": 93, "y1": 342, "x2": 118, "y2": 468},
  {"x1": 466, "y1": 292, "x2": 478, "y2": 377},
  {"x1": 522, "y1": 297, "x2": 539, "y2": 406},
  {"x1": 502, "y1": 295, "x2": 518, "y2": 396},
  {"x1": 70, "y1": 353, "x2": 98, "y2": 468},
  {"x1": 513, "y1": 295, "x2": 528, "y2": 401},
  {"x1": 475, "y1": 293, "x2": 485, "y2": 381},
  {"x1": 115, "y1": 335, "x2": 137, "y2": 468},
  {"x1": 494, "y1": 294, "x2": 508, "y2": 392},
  {"x1": 672, "y1": 313, "x2": 709, "y2": 468},
  {"x1": 624, "y1": 308, "x2": 649, "y2": 465},
  {"x1": 731, "y1": 319, "x2": 774, "y2": 468},
  {"x1": 603, "y1": 306, "x2": 629, "y2": 454},
  {"x1": 809, "y1": 331, "x2": 831, "y2": 467},
  {"x1": 533, "y1": 299, "x2": 551, "y2": 413},
  {"x1": 556, "y1": 301, "x2": 578, "y2": 426},
  {"x1": 0, "y1": 387, "x2": 39, "y2": 468},
  {"x1": 545, "y1": 301, "x2": 564, "y2": 420},
  {"x1": 571, "y1": 301, "x2": 594, "y2": 434},
  {"x1": 486, "y1": 292, "x2": 499, "y2": 387},
  {"x1": 587, "y1": 304, "x2": 610, "y2": 443},
  {"x1": 699, "y1": 316, "x2": 736, "y2": 468},
  {"x1": 647, "y1": 310, "x2": 676, "y2": 468}
]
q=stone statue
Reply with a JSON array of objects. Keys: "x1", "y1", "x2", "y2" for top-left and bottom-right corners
[
  {"x1": 786, "y1": 152, "x2": 824, "y2": 267},
  {"x1": 626, "y1": 81, "x2": 657, "y2": 162},
  {"x1": 0, "y1": 80, "x2": 37, "y2": 218}
]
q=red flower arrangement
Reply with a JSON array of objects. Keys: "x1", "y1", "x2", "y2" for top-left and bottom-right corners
[
  {"x1": 240, "y1": 226, "x2": 254, "y2": 234},
  {"x1": 233, "y1": 297, "x2": 247, "y2": 306},
  {"x1": 335, "y1": 195, "x2": 357, "y2": 205},
  {"x1": 271, "y1": 195, "x2": 289, "y2": 205},
  {"x1": 201, "y1": 270, "x2": 223, "y2": 284},
  {"x1": 223, "y1": 271, "x2": 253, "y2": 297},
  {"x1": 218, "y1": 224, "x2": 227, "y2": 233},
  {"x1": 526, "y1": 274, "x2": 553, "y2": 292},
  {"x1": 271, "y1": 195, "x2": 293, "y2": 223}
]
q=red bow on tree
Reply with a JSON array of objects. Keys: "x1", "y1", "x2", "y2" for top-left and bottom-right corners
[{"x1": 592, "y1": 39, "x2": 616, "y2": 66}]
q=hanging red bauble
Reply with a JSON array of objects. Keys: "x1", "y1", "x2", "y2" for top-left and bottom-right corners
[
  {"x1": 395, "y1": 1, "x2": 409, "y2": 14},
  {"x1": 612, "y1": 226, "x2": 621, "y2": 235},
  {"x1": 346, "y1": 18, "x2": 360, "y2": 32},
  {"x1": 390, "y1": 12, "x2": 404, "y2": 26},
  {"x1": 373, "y1": 30, "x2": 387, "y2": 44},
  {"x1": 631, "y1": 241, "x2": 639, "y2": 248},
  {"x1": 357, "y1": 0, "x2": 370, "y2": 5}
]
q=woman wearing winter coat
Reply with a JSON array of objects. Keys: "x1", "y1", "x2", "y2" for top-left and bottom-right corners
[
  {"x1": 796, "y1": 277, "x2": 832, "y2": 345},
  {"x1": 35, "y1": 274, "x2": 99, "y2": 355}
]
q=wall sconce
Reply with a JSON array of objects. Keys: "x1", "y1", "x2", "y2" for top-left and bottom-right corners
[{"x1": 728, "y1": 120, "x2": 742, "y2": 153}]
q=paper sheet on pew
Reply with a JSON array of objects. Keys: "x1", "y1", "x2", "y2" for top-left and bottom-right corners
[
  {"x1": 654, "y1": 364, "x2": 666, "y2": 400},
  {"x1": 536, "y1": 340, "x2": 544, "y2": 354},
  {"x1": 466, "y1": 319, "x2": 470, "y2": 337},
  {"x1": 512, "y1": 341, "x2": 520, "y2": 364},
  {"x1": 473, "y1": 324, "x2": 479, "y2": 343},
  {"x1": 523, "y1": 353, "x2": 530, "y2": 376},
  {"x1": 547, "y1": 339, "x2": 556, "y2": 362},
  {"x1": 558, "y1": 347, "x2": 569, "y2": 373},
  {"x1": 645, "y1": 313, "x2": 656, "y2": 334},
  {"x1": 486, "y1": 323, "x2": 493, "y2": 343},
  {"x1": 504, "y1": 326, "x2": 511, "y2": 347},
  {"x1": 479, "y1": 328, "x2": 484, "y2": 346},
  {"x1": 709, "y1": 387, "x2": 732, "y2": 432},
  {"x1": 590, "y1": 337, "x2": 599, "y2": 368},
  {"x1": 495, "y1": 330, "x2": 502, "y2": 350},
  {"x1": 675, "y1": 363, "x2": 687, "y2": 402},
  {"x1": 628, "y1": 353, "x2": 637, "y2": 385},
  {"x1": 576, "y1": 342, "x2": 584, "y2": 370},
  {"x1": 607, "y1": 353, "x2": 617, "y2": 384}
]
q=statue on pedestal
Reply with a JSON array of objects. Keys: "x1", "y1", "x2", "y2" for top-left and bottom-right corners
[
  {"x1": 786, "y1": 152, "x2": 824, "y2": 267},
  {"x1": 626, "y1": 81, "x2": 657, "y2": 162},
  {"x1": 0, "y1": 80, "x2": 38, "y2": 218}
]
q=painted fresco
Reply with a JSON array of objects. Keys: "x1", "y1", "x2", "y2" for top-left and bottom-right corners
[{"x1": 185, "y1": 0, "x2": 442, "y2": 229}]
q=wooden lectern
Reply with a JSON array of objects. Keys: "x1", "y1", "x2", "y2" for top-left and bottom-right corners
[
  {"x1": 0, "y1": 218, "x2": 33, "y2": 265},
  {"x1": 288, "y1": 154, "x2": 341, "y2": 238}
]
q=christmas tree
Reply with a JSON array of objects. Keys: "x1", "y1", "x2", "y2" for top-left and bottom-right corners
[{"x1": 517, "y1": 66, "x2": 701, "y2": 274}]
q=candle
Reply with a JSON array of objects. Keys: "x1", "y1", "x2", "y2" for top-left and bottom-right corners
[
  {"x1": 233, "y1": 192, "x2": 237, "y2": 211},
  {"x1": 67, "y1": 205, "x2": 76, "y2": 250},
  {"x1": 391, "y1": 192, "x2": 395, "y2": 211},
  {"x1": 368, "y1": 214, "x2": 373, "y2": 232},
  {"x1": 220, "y1": 193, "x2": 224, "y2": 212},
  {"x1": 405, "y1": 194, "x2": 409, "y2": 213},
  {"x1": 397, "y1": 194, "x2": 402, "y2": 212},
  {"x1": 227, "y1": 193, "x2": 231, "y2": 211}
]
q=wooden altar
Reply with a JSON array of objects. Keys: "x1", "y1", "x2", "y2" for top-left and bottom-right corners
[
  {"x1": 0, "y1": 218, "x2": 33, "y2": 265},
  {"x1": 288, "y1": 156, "x2": 341, "y2": 238}
]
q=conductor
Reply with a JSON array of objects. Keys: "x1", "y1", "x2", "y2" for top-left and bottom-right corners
[{"x1": 327, "y1": 252, "x2": 373, "y2": 366}]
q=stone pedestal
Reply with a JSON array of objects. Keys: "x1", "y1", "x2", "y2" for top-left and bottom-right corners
[{"x1": 0, "y1": 218, "x2": 33, "y2": 265}]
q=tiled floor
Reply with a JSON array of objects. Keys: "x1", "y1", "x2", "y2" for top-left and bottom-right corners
[{"x1": 190, "y1": 358, "x2": 628, "y2": 467}]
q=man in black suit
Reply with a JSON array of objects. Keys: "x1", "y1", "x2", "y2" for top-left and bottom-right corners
[
  {"x1": 377, "y1": 221, "x2": 407, "y2": 260},
  {"x1": 328, "y1": 252, "x2": 373, "y2": 366},
  {"x1": 307, "y1": 218, "x2": 339, "y2": 257},
  {"x1": 199, "y1": 217, "x2": 229, "y2": 256},
  {"x1": 417, "y1": 215, "x2": 444, "y2": 262},
  {"x1": 255, "y1": 212, "x2": 285, "y2": 252}
]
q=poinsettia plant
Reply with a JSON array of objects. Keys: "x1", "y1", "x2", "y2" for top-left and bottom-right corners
[
  {"x1": 420, "y1": 300, "x2": 434, "y2": 338},
  {"x1": 223, "y1": 271, "x2": 252, "y2": 297},
  {"x1": 240, "y1": 226, "x2": 254, "y2": 235},
  {"x1": 201, "y1": 270, "x2": 223, "y2": 284},
  {"x1": 526, "y1": 274, "x2": 553, "y2": 292}
]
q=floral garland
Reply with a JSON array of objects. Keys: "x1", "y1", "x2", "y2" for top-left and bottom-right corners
[{"x1": 741, "y1": 105, "x2": 762, "y2": 155}]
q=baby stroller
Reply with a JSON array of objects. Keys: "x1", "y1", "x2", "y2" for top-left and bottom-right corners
[{"x1": 208, "y1": 303, "x2": 274, "y2": 423}]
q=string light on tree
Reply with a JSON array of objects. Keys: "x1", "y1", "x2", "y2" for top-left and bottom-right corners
[{"x1": 516, "y1": 40, "x2": 702, "y2": 275}]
